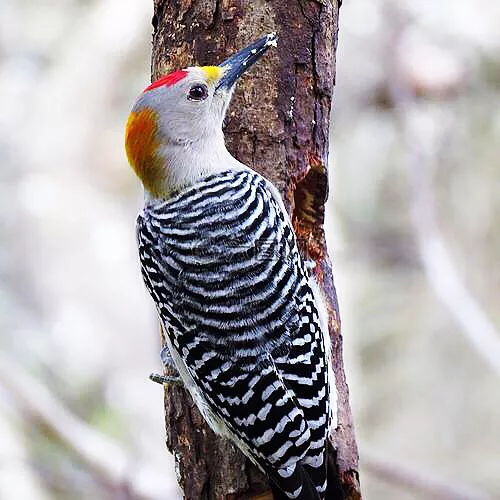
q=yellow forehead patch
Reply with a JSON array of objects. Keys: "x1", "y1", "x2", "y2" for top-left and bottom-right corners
[{"x1": 201, "y1": 66, "x2": 223, "y2": 84}]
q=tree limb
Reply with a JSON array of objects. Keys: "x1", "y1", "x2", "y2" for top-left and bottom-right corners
[
  {"x1": 362, "y1": 448, "x2": 492, "y2": 500},
  {"x1": 386, "y1": 15, "x2": 500, "y2": 379},
  {"x1": 152, "y1": 0, "x2": 361, "y2": 498},
  {"x1": 0, "y1": 354, "x2": 174, "y2": 500}
]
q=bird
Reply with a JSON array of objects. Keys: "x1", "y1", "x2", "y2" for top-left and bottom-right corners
[{"x1": 125, "y1": 33, "x2": 342, "y2": 500}]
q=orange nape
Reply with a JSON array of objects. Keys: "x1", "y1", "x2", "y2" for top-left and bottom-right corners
[{"x1": 125, "y1": 107, "x2": 165, "y2": 197}]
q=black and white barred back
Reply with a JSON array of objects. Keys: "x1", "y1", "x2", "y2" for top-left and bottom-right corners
[{"x1": 137, "y1": 169, "x2": 330, "y2": 499}]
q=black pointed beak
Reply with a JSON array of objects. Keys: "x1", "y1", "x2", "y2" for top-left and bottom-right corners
[{"x1": 215, "y1": 33, "x2": 277, "y2": 91}]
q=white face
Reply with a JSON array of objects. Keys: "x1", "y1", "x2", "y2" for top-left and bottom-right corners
[{"x1": 134, "y1": 67, "x2": 233, "y2": 146}]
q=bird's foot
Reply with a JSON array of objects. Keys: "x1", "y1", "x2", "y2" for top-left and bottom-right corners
[
  {"x1": 149, "y1": 372, "x2": 182, "y2": 385},
  {"x1": 150, "y1": 346, "x2": 182, "y2": 386},
  {"x1": 160, "y1": 346, "x2": 178, "y2": 372}
]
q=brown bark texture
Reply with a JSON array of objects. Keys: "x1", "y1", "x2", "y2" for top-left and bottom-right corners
[{"x1": 151, "y1": 1, "x2": 360, "y2": 499}]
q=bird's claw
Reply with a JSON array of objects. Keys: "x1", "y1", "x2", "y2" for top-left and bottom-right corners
[
  {"x1": 149, "y1": 372, "x2": 183, "y2": 386},
  {"x1": 150, "y1": 346, "x2": 182, "y2": 385}
]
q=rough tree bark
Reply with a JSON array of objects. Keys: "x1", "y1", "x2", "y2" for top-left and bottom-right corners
[{"x1": 151, "y1": 1, "x2": 361, "y2": 498}]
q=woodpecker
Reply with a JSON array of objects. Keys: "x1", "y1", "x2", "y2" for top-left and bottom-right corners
[{"x1": 126, "y1": 34, "x2": 340, "y2": 500}]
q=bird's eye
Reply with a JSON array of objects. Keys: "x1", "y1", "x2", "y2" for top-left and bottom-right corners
[{"x1": 188, "y1": 84, "x2": 209, "y2": 101}]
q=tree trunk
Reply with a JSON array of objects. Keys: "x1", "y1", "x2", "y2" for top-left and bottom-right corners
[{"x1": 151, "y1": 1, "x2": 361, "y2": 498}]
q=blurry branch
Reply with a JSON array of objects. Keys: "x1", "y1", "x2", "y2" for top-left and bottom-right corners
[
  {"x1": 407, "y1": 145, "x2": 500, "y2": 379},
  {"x1": 0, "y1": 354, "x2": 167, "y2": 500},
  {"x1": 20, "y1": 0, "x2": 151, "y2": 172},
  {"x1": 385, "y1": 12, "x2": 500, "y2": 379},
  {"x1": 0, "y1": 410, "x2": 50, "y2": 500},
  {"x1": 398, "y1": 94, "x2": 500, "y2": 378},
  {"x1": 362, "y1": 448, "x2": 492, "y2": 500}
]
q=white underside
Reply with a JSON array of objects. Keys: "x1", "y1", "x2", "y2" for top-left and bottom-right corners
[{"x1": 162, "y1": 326, "x2": 263, "y2": 468}]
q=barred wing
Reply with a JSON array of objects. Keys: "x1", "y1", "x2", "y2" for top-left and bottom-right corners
[{"x1": 137, "y1": 169, "x2": 329, "y2": 497}]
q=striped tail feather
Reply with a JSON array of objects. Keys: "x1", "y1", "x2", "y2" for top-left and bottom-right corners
[
  {"x1": 268, "y1": 463, "x2": 320, "y2": 500},
  {"x1": 326, "y1": 441, "x2": 345, "y2": 500},
  {"x1": 268, "y1": 443, "x2": 345, "y2": 500}
]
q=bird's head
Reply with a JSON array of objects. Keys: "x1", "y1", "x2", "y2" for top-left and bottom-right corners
[{"x1": 125, "y1": 33, "x2": 277, "y2": 199}]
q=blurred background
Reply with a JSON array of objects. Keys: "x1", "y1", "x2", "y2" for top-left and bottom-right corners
[{"x1": 0, "y1": 0, "x2": 499, "y2": 499}]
